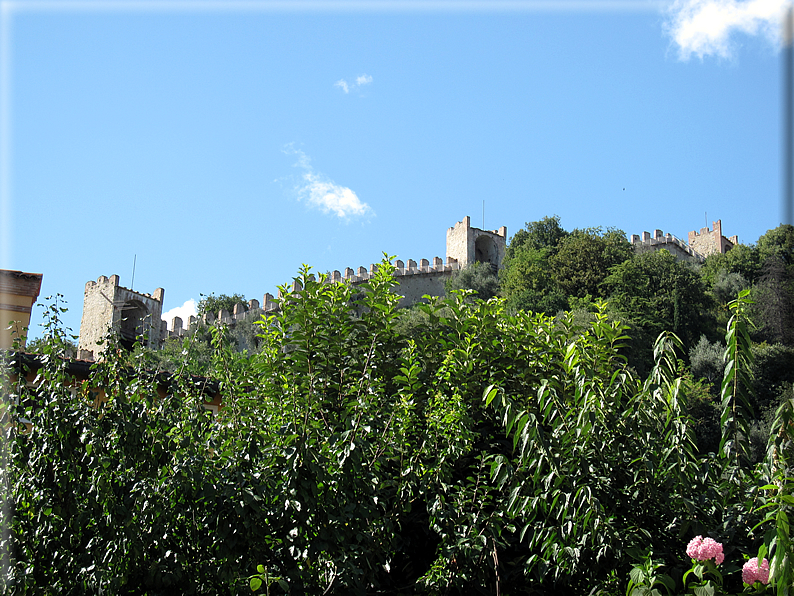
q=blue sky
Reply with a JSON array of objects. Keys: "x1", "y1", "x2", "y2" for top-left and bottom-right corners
[{"x1": 1, "y1": 0, "x2": 789, "y2": 339}]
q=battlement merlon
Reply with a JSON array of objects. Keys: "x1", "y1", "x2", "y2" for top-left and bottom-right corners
[
  {"x1": 630, "y1": 228, "x2": 705, "y2": 262},
  {"x1": 84, "y1": 274, "x2": 165, "y2": 304}
]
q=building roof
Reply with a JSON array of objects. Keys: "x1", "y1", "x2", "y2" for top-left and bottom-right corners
[{"x1": 0, "y1": 269, "x2": 44, "y2": 300}]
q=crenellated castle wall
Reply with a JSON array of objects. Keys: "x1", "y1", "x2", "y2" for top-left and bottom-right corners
[
  {"x1": 630, "y1": 220, "x2": 738, "y2": 263},
  {"x1": 162, "y1": 256, "x2": 464, "y2": 338},
  {"x1": 159, "y1": 216, "x2": 505, "y2": 340},
  {"x1": 80, "y1": 216, "x2": 509, "y2": 356},
  {"x1": 630, "y1": 229, "x2": 706, "y2": 262}
]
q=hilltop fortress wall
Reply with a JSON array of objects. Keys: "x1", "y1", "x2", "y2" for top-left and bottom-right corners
[
  {"x1": 77, "y1": 217, "x2": 508, "y2": 360},
  {"x1": 630, "y1": 219, "x2": 737, "y2": 263},
  {"x1": 77, "y1": 216, "x2": 738, "y2": 360}
]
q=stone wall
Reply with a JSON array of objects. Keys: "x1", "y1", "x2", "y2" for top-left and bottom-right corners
[
  {"x1": 630, "y1": 229, "x2": 705, "y2": 262},
  {"x1": 78, "y1": 275, "x2": 164, "y2": 360},
  {"x1": 688, "y1": 220, "x2": 738, "y2": 258},
  {"x1": 82, "y1": 216, "x2": 506, "y2": 355},
  {"x1": 446, "y1": 216, "x2": 507, "y2": 269}
]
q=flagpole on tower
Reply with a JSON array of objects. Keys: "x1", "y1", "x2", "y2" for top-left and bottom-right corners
[{"x1": 784, "y1": 3, "x2": 793, "y2": 225}]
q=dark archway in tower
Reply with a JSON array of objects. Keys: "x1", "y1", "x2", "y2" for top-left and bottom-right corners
[
  {"x1": 474, "y1": 235, "x2": 498, "y2": 268},
  {"x1": 119, "y1": 300, "x2": 150, "y2": 350}
]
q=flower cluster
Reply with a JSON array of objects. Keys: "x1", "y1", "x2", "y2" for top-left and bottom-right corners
[
  {"x1": 742, "y1": 557, "x2": 770, "y2": 585},
  {"x1": 686, "y1": 536, "x2": 725, "y2": 564}
]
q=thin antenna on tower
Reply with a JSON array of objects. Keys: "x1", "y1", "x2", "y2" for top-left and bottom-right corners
[
  {"x1": 482, "y1": 200, "x2": 485, "y2": 229},
  {"x1": 131, "y1": 254, "x2": 137, "y2": 291},
  {"x1": 784, "y1": 4, "x2": 793, "y2": 225},
  {"x1": 705, "y1": 212, "x2": 707, "y2": 229}
]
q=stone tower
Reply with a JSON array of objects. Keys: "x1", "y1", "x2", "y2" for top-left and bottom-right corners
[
  {"x1": 77, "y1": 275, "x2": 164, "y2": 361},
  {"x1": 688, "y1": 220, "x2": 738, "y2": 258},
  {"x1": 446, "y1": 216, "x2": 508, "y2": 269}
]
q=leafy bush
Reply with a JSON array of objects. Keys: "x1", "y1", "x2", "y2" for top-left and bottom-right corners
[
  {"x1": 1, "y1": 262, "x2": 792, "y2": 595},
  {"x1": 712, "y1": 269, "x2": 749, "y2": 306},
  {"x1": 444, "y1": 262, "x2": 500, "y2": 300},
  {"x1": 690, "y1": 335, "x2": 725, "y2": 386},
  {"x1": 197, "y1": 293, "x2": 249, "y2": 318}
]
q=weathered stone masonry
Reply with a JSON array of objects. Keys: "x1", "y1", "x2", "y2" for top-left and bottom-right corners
[
  {"x1": 77, "y1": 275, "x2": 164, "y2": 361},
  {"x1": 77, "y1": 217, "x2": 508, "y2": 358},
  {"x1": 688, "y1": 219, "x2": 738, "y2": 258},
  {"x1": 631, "y1": 220, "x2": 738, "y2": 262},
  {"x1": 77, "y1": 216, "x2": 742, "y2": 360}
]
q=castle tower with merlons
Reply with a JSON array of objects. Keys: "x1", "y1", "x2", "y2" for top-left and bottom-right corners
[{"x1": 77, "y1": 275, "x2": 164, "y2": 361}]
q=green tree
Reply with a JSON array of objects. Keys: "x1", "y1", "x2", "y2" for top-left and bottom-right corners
[
  {"x1": 197, "y1": 293, "x2": 248, "y2": 318},
  {"x1": 701, "y1": 243, "x2": 761, "y2": 287},
  {"x1": 499, "y1": 244, "x2": 570, "y2": 314},
  {"x1": 444, "y1": 261, "x2": 500, "y2": 300},
  {"x1": 752, "y1": 255, "x2": 794, "y2": 345},
  {"x1": 501, "y1": 222, "x2": 633, "y2": 314},
  {"x1": 549, "y1": 227, "x2": 634, "y2": 299},
  {"x1": 757, "y1": 223, "x2": 794, "y2": 270},
  {"x1": 690, "y1": 334, "x2": 725, "y2": 386},
  {"x1": 750, "y1": 342, "x2": 794, "y2": 415},
  {"x1": 500, "y1": 217, "x2": 567, "y2": 314},
  {"x1": 500, "y1": 245, "x2": 552, "y2": 296},
  {"x1": 711, "y1": 269, "x2": 749, "y2": 306},
  {"x1": 605, "y1": 249, "x2": 710, "y2": 351},
  {"x1": 505, "y1": 214, "x2": 568, "y2": 258}
]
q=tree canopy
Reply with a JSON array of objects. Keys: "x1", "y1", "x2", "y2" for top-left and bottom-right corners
[
  {"x1": 444, "y1": 261, "x2": 500, "y2": 300},
  {"x1": 604, "y1": 249, "x2": 711, "y2": 351},
  {"x1": 197, "y1": 293, "x2": 249, "y2": 317}
]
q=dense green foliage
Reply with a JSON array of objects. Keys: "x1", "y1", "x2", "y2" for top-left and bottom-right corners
[
  {"x1": 198, "y1": 293, "x2": 249, "y2": 318},
  {"x1": 3, "y1": 255, "x2": 793, "y2": 595},
  {"x1": 444, "y1": 262, "x2": 500, "y2": 300},
  {"x1": 5, "y1": 220, "x2": 794, "y2": 595},
  {"x1": 604, "y1": 250, "x2": 708, "y2": 344},
  {"x1": 499, "y1": 219, "x2": 633, "y2": 315}
]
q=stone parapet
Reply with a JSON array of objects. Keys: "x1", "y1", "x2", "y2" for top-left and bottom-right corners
[{"x1": 630, "y1": 228, "x2": 706, "y2": 262}]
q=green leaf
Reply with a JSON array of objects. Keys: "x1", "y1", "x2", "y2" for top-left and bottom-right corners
[{"x1": 693, "y1": 584, "x2": 715, "y2": 596}]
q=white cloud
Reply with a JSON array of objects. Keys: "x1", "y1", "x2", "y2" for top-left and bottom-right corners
[
  {"x1": 665, "y1": 0, "x2": 787, "y2": 60},
  {"x1": 334, "y1": 73, "x2": 373, "y2": 93},
  {"x1": 301, "y1": 172, "x2": 372, "y2": 218},
  {"x1": 283, "y1": 145, "x2": 373, "y2": 219},
  {"x1": 161, "y1": 299, "x2": 197, "y2": 331}
]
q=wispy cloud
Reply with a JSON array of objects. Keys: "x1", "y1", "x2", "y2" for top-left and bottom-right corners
[
  {"x1": 283, "y1": 144, "x2": 373, "y2": 219},
  {"x1": 665, "y1": 0, "x2": 787, "y2": 60},
  {"x1": 334, "y1": 73, "x2": 373, "y2": 94},
  {"x1": 161, "y1": 299, "x2": 198, "y2": 330}
]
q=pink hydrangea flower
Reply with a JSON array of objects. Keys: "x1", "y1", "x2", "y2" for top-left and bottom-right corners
[
  {"x1": 742, "y1": 557, "x2": 770, "y2": 585},
  {"x1": 686, "y1": 535, "x2": 725, "y2": 564}
]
